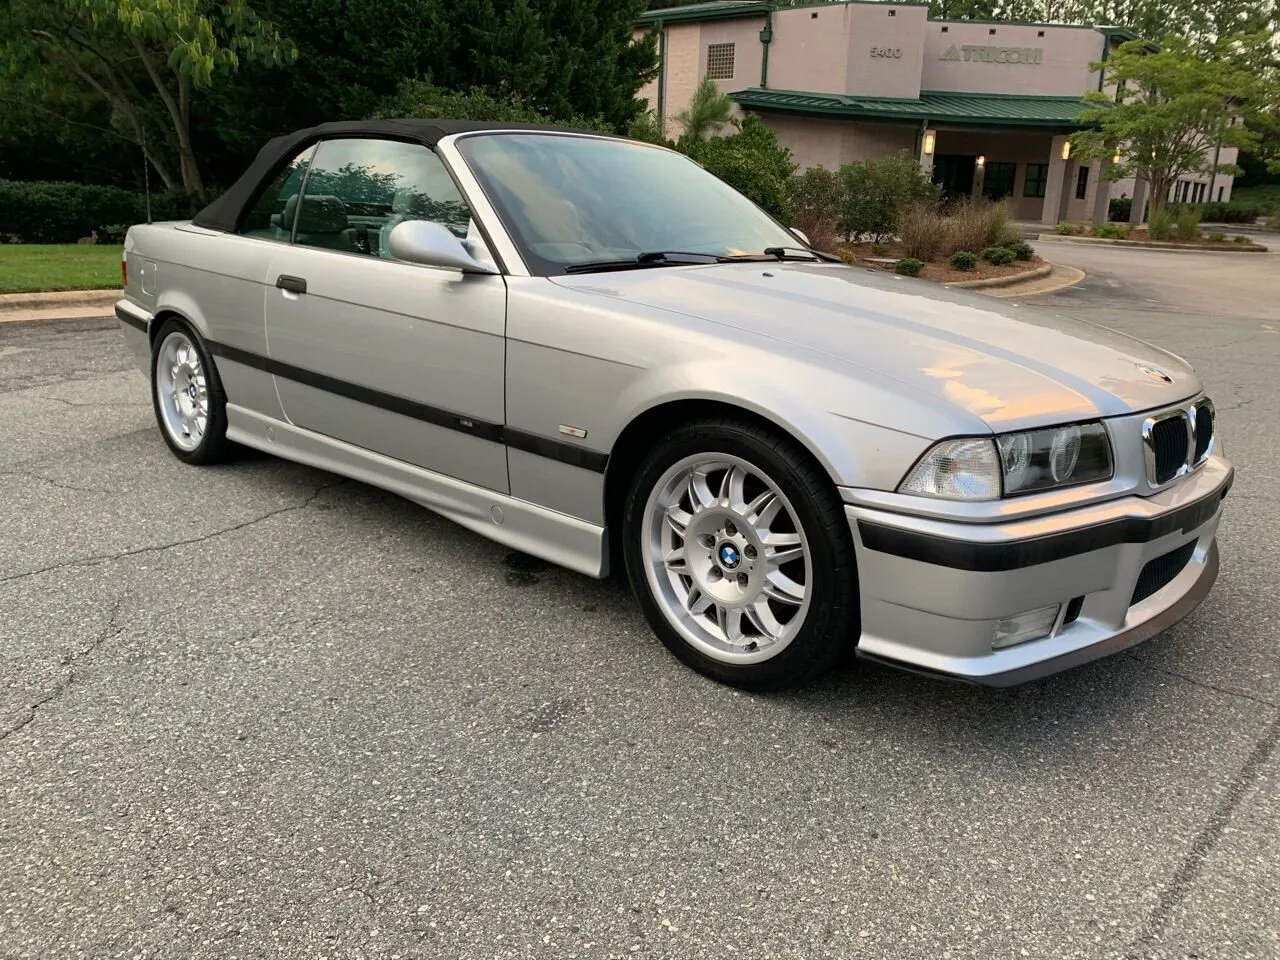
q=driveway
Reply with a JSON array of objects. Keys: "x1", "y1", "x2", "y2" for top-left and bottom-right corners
[{"x1": 1, "y1": 246, "x2": 1277, "y2": 959}]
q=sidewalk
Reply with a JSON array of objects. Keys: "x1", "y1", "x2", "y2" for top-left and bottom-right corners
[{"x1": 0, "y1": 289, "x2": 118, "y2": 324}]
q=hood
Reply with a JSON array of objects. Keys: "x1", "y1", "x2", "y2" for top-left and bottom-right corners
[{"x1": 551, "y1": 262, "x2": 1199, "y2": 432}]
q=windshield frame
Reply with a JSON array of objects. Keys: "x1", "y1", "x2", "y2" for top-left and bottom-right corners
[{"x1": 444, "y1": 130, "x2": 811, "y2": 278}]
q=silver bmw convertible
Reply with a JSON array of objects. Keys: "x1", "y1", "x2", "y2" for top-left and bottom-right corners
[{"x1": 115, "y1": 120, "x2": 1231, "y2": 689}]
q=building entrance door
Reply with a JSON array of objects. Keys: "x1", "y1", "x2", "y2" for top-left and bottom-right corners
[{"x1": 933, "y1": 155, "x2": 975, "y2": 200}]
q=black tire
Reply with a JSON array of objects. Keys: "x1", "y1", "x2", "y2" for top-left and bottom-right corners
[
  {"x1": 622, "y1": 417, "x2": 858, "y2": 690},
  {"x1": 149, "y1": 318, "x2": 235, "y2": 465}
]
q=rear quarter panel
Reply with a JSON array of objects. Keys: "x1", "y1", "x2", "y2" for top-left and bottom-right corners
[{"x1": 126, "y1": 223, "x2": 283, "y2": 418}]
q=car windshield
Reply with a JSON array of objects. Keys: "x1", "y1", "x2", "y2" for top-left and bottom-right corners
[{"x1": 454, "y1": 132, "x2": 805, "y2": 276}]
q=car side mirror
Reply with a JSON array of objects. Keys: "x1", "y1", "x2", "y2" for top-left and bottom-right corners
[
  {"x1": 790, "y1": 227, "x2": 810, "y2": 246},
  {"x1": 388, "y1": 220, "x2": 499, "y2": 274}
]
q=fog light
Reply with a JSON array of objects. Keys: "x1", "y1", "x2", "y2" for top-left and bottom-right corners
[{"x1": 993, "y1": 604, "x2": 1060, "y2": 649}]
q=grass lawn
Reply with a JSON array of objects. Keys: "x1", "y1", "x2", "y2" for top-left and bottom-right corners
[
  {"x1": 0, "y1": 244, "x2": 123, "y2": 295},
  {"x1": 1230, "y1": 184, "x2": 1280, "y2": 213}
]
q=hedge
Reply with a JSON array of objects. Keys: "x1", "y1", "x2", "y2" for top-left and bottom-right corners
[{"x1": 0, "y1": 180, "x2": 198, "y2": 244}]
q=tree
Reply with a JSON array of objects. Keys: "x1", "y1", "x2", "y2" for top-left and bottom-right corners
[
  {"x1": 674, "y1": 77, "x2": 733, "y2": 142},
  {"x1": 927, "y1": 0, "x2": 1043, "y2": 19},
  {"x1": 680, "y1": 115, "x2": 796, "y2": 219},
  {"x1": 1073, "y1": 35, "x2": 1273, "y2": 215},
  {"x1": 0, "y1": 0, "x2": 294, "y2": 196}
]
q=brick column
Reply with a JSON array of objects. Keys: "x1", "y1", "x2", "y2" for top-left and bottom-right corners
[
  {"x1": 1040, "y1": 135, "x2": 1071, "y2": 226},
  {"x1": 1057, "y1": 158, "x2": 1078, "y2": 222},
  {"x1": 918, "y1": 127, "x2": 936, "y2": 179},
  {"x1": 971, "y1": 161, "x2": 986, "y2": 201},
  {"x1": 1128, "y1": 176, "x2": 1148, "y2": 225},
  {"x1": 1088, "y1": 158, "x2": 1112, "y2": 223}
]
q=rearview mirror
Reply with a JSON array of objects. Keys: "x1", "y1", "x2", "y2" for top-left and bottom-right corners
[
  {"x1": 791, "y1": 227, "x2": 810, "y2": 246},
  {"x1": 388, "y1": 220, "x2": 499, "y2": 274}
]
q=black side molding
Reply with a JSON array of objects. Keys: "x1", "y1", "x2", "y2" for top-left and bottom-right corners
[
  {"x1": 858, "y1": 474, "x2": 1231, "y2": 573},
  {"x1": 206, "y1": 339, "x2": 609, "y2": 474}
]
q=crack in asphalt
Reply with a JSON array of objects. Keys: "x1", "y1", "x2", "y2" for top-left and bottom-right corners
[
  {"x1": 0, "y1": 479, "x2": 345, "y2": 587},
  {"x1": 1124, "y1": 653, "x2": 1278, "y2": 711},
  {"x1": 1126, "y1": 713, "x2": 1280, "y2": 957},
  {"x1": 38, "y1": 393, "x2": 148, "y2": 409},
  {"x1": 1, "y1": 469, "x2": 119, "y2": 495},
  {"x1": 0, "y1": 597, "x2": 126, "y2": 744}
]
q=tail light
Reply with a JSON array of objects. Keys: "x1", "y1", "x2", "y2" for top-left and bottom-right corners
[{"x1": 121, "y1": 252, "x2": 128, "y2": 288}]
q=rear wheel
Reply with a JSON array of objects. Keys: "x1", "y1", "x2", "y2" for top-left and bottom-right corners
[
  {"x1": 622, "y1": 418, "x2": 858, "y2": 689},
  {"x1": 150, "y1": 319, "x2": 234, "y2": 465}
]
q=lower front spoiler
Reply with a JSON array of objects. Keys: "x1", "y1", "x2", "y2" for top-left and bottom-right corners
[{"x1": 857, "y1": 542, "x2": 1219, "y2": 688}]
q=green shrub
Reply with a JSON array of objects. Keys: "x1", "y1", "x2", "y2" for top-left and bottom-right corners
[
  {"x1": 949, "y1": 250, "x2": 977, "y2": 271},
  {"x1": 982, "y1": 246, "x2": 1015, "y2": 265},
  {"x1": 1208, "y1": 231, "x2": 1226, "y2": 242},
  {"x1": 627, "y1": 110, "x2": 668, "y2": 145},
  {"x1": 1265, "y1": 213, "x2": 1280, "y2": 231},
  {"x1": 1091, "y1": 221, "x2": 1125, "y2": 239},
  {"x1": 1147, "y1": 207, "x2": 1174, "y2": 241},
  {"x1": 894, "y1": 257, "x2": 924, "y2": 276},
  {"x1": 375, "y1": 81, "x2": 608, "y2": 131},
  {"x1": 1056, "y1": 222, "x2": 1076, "y2": 235},
  {"x1": 681, "y1": 116, "x2": 796, "y2": 221},
  {"x1": 1109, "y1": 197, "x2": 1132, "y2": 222},
  {"x1": 788, "y1": 166, "x2": 842, "y2": 224},
  {"x1": 1197, "y1": 201, "x2": 1263, "y2": 224},
  {"x1": 836, "y1": 153, "x2": 939, "y2": 242},
  {"x1": 1233, "y1": 234, "x2": 1252, "y2": 243},
  {"x1": 1011, "y1": 240, "x2": 1034, "y2": 261},
  {"x1": 1175, "y1": 205, "x2": 1201, "y2": 241},
  {"x1": 0, "y1": 180, "x2": 197, "y2": 244}
]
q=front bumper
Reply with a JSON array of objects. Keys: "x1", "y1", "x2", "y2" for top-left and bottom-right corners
[{"x1": 847, "y1": 456, "x2": 1232, "y2": 686}]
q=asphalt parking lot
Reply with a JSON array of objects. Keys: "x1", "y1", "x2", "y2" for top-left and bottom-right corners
[{"x1": 2, "y1": 246, "x2": 1277, "y2": 959}]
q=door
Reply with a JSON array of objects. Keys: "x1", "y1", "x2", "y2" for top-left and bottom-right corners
[
  {"x1": 933, "y1": 154, "x2": 976, "y2": 200},
  {"x1": 263, "y1": 137, "x2": 509, "y2": 492}
]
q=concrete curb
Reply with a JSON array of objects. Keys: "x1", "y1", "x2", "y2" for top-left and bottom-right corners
[
  {"x1": 982, "y1": 264, "x2": 1086, "y2": 299},
  {"x1": 1036, "y1": 234, "x2": 1268, "y2": 253},
  {"x1": 0, "y1": 289, "x2": 119, "y2": 325},
  {"x1": 945, "y1": 262, "x2": 1052, "y2": 290}
]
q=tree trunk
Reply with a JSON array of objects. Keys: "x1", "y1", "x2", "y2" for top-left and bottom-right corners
[
  {"x1": 130, "y1": 37, "x2": 205, "y2": 198},
  {"x1": 175, "y1": 74, "x2": 204, "y2": 198}
]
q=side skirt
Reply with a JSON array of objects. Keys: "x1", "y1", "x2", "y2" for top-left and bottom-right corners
[{"x1": 226, "y1": 405, "x2": 609, "y2": 578}]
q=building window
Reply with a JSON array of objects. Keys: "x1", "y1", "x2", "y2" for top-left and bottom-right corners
[
  {"x1": 983, "y1": 162, "x2": 1017, "y2": 200},
  {"x1": 1218, "y1": 186, "x2": 1224, "y2": 202},
  {"x1": 706, "y1": 43, "x2": 735, "y2": 80},
  {"x1": 1024, "y1": 163, "x2": 1049, "y2": 198},
  {"x1": 1075, "y1": 165, "x2": 1089, "y2": 200}
]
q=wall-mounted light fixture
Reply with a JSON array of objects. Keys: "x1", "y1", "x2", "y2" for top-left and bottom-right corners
[
  {"x1": 976, "y1": 155, "x2": 986, "y2": 168},
  {"x1": 1113, "y1": 149, "x2": 1121, "y2": 164},
  {"x1": 1061, "y1": 140, "x2": 1072, "y2": 160},
  {"x1": 923, "y1": 131, "x2": 936, "y2": 155}
]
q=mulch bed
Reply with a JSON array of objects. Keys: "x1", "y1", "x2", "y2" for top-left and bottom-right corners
[{"x1": 830, "y1": 242, "x2": 1047, "y2": 284}]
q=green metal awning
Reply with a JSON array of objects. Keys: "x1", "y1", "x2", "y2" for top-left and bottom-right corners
[
  {"x1": 636, "y1": 1, "x2": 771, "y2": 26},
  {"x1": 730, "y1": 89, "x2": 1098, "y2": 129}
]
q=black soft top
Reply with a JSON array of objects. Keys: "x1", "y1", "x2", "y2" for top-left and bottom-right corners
[{"x1": 192, "y1": 118, "x2": 587, "y2": 233}]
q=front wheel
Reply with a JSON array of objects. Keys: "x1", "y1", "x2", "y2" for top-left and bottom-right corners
[{"x1": 622, "y1": 419, "x2": 858, "y2": 689}]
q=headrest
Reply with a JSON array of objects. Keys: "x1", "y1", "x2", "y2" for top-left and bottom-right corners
[{"x1": 295, "y1": 194, "x2": 348, "y2": 234}]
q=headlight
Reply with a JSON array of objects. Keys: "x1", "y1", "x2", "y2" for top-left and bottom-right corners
[{"x1": 899, "y1": 423, "x2": 1112, "y2": 501}]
